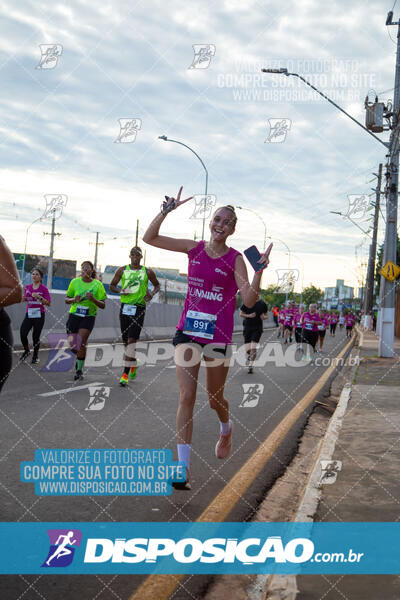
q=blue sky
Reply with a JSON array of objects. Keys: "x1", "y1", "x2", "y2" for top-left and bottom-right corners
[{"x1": 0, "y1": 0, "x2": 396, "y2": 291}]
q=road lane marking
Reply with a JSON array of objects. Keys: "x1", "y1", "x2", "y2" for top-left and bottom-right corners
[
  {"x1": 38, "y1": 383, "x2": 105, "y2": 397},
  {"x1": 129, "y1": 335, "x2": 355, "y2": 600}
]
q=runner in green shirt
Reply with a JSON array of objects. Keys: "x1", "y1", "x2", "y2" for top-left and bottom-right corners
[
  {"x1": 65, "y1": 261, "x2": 107, "y2": 380},
  {"x1": 110, "y1": 246, "x2": 160, "y2": 386}
]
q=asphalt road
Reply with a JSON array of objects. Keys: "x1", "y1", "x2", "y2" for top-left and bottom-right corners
[{"x1": 0, "y1": 326, "x2": 350, "y2": 600}]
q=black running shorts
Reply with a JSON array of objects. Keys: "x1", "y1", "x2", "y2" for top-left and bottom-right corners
[
  {"x1": 66, "y1": 313, "x2": 96, "y2": 333},
  {"x1": 243, "y1": 329, "x2": 262, "y2": 344},
  {"x1": 172, "y1": 329, "x2": 230, "y2": 357},
  {"x1": 120, "y1": 304, "x2": 146, "y2": 342}
]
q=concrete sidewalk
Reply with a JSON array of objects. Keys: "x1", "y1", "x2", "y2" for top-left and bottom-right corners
[{"x1": 295, "y1": 328, "x2": 400, "y2": 599}]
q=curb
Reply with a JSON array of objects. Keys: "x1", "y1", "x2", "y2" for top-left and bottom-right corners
[
  {"x1": 262, "y1": 379, "x2": 354, "y2": 600},
  {"x1": 130, "y1": 336, "x2": 357, "y2": 600}
]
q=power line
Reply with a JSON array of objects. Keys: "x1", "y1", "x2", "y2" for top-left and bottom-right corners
[
  {"x1": 387, "y1": 26, "x2": 397, "y2": 44},
  {"x1": 377, "y1": 87, "x2": 394, "y2": 95}
]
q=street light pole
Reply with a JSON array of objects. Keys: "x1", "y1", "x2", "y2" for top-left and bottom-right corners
[
  {"x1": 329, "y1": 211, "x2": 372, "y2": 237},
  {"x1": 267, "y1": 236, "x2": 291, "y2": 303},
  {"x1": 291, "y1": 253, "x2": 305, "y2": 305},
  {"x1": 236, "y1": 206, "x2": 267, "y2": 248},
  {"x1": 159, "y1": 136, "x2": 208, "y2": 239},
  {"x1": 21, "y1": 217, "x2": 42, "y2": 284},
  {"x1": 261, "y1": 69, "x2": 389, "y2": 149}
]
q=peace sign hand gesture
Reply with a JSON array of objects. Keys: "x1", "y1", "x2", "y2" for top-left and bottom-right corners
[{"x1": 161, "y1": 186, "x2": 193, "y2": 216}]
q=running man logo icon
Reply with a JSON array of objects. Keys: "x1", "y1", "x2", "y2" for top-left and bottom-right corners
[
  {"x1": 124, "y1": 268, "x2": 146, "y2": 293},
  {"x1": 114, "y1": 118, "x2": 142, "y2": 143},
  {"x1": 42, "y1": 334, "x2": 79, "y2": 372},
  {"x1": 36, "y1": 44, "x2": 63, "y2": 69},
  {"x1": 276, "y1": 269, "x2": 299, "y2": 293},
  {"x1": 188, "y1": 45, "x2": 216, "y2": 69},
  {"x1": 240, "y1": 384, "x2": 264, "y2": 408},
  {"x1": 43, "y1": 194, "x2": 68, "y2": 220},
  {"x1": 42, "y1": 529, "x2": 82, "y2": 567},
  {"x1": 319, "y1": 460, "x2": 342, "y2": 485},
  {"x1": 86, "y1": 385, "x2": 110, "y2": 411},
  {"x1": 190, "y1": 195, "x2": 217, "y2": 220},
  {"x1": 345, "y1": 195, "x2": 370, "y2": 220},
  {"x1": 265, "y1": 119, "x2": 291, "y2": 143}
]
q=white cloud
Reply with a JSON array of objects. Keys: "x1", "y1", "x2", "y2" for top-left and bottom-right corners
[{"x1": 0, "y1": 0, "x2": 393, "y2": 292}]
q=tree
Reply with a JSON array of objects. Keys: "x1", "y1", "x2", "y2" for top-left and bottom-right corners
[
  {"x1": 261, "y1": 285, "x2": 287, "y2": 308},
  {"x1": 301, "y1": 284, "x2": 324, "y2": 307}
]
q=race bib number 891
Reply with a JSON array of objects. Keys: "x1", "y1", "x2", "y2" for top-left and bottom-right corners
[{"x1": 183, "y1": 310, "x2": 217, "y2": 340}]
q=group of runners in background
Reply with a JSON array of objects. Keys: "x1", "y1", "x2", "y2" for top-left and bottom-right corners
[
  {"x1": 241, "y1": 301, "x2": 357, "y2": 372},
  {"x1": 275, "y1": 302, "x2": 356, "y2": 347},
  {"x1": 17, "y1": 250, "x2": 160, "y2": 383},
  {"x1": 0, "y1": 190, "x2": 359, "y2": 491}
]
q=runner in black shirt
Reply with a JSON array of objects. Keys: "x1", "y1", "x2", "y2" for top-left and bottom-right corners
[{"x1": 240, "y1": 298, "x2": 268, "y2": 374}]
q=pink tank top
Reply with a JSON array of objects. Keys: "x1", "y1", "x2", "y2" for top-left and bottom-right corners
[{"x1": 177, "y1": 240, "x2": 241, "y2": 344}]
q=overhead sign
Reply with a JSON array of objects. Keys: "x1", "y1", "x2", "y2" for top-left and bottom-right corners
[{"x1": 379, "y1": 261, "x2": 400, "y2": 283}]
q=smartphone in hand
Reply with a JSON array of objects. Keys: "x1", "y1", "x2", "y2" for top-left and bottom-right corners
[
  {"x1": 162, "y1": 196, "x2": 176, "y2": 215},
  {"x1": 244, "y1": 245, "x2": 266, "y2": 272}
]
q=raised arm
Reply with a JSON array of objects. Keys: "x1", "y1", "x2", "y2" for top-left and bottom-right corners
[
  {"x1": 142, "y1": 187, "x2": 197, "y2": 254},
  {"x1": 234, "y1": 244, "x2": 272, "y2": 308},
  {"x1": 0, "y1": 236, "x2": 23, "y2": 307}
]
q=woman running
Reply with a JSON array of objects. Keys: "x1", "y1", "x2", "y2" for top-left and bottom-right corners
[
  {"x1": 65, "y1": 261, "x2": 107, "y2": 380},
  {"x1": 329, "y1": 311, "x2": 338, "y2": 336},
  {"x1": 143, "y1": 187, "x2": 272, "y2": 490},
  {"x1": 345, "y1": 311, "x2": 355, "y2": 338},
  {"x1": 0, "y1": 236, "x2": 23, "y2": 393},
  {"x1": 317, "y1": 309, "x2": 328, "y2": 353},
  {"x1": 19, "y1": 268, "x2": 51, "y2": 364},
  {"x1": 300, "y1": 303, "x2": 322, "y2": 362},
  {"x1": 339, "y1": 312, "x2": 345, "y2": 330},
  {"x1": 294, "y1": 304, "x2": 305, "y2": 350},
  {"x1": 277, "y1": 307, "x2": 285, "y2": 338},
  {"x1": 283, "y1": 301, "x2": 295, "y2": 344}
]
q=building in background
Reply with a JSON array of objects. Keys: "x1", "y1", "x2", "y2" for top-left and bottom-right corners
[
  {"x1": 14, "y1": 252, "x2": 76, "y2": 289},
  {"x1": 324, "y1": 279, "x2": 354, "y2": 310}
]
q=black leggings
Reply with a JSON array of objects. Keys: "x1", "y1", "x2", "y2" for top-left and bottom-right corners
[
  {"x1": 302, "y1": 330, "x2": 319, "y2": 350},
  {"x1": 330, "y1": 323, "x2": 337, "y2": 334},
  {"x1": 294, "y1": 327, "x2": 303, "y2": 343},
  {"x1": 20, "y1": 314, "x2": 45, "y2": 355},
  {"x1": 0, "y1": 309, "x2": 13, "y2": 393}
]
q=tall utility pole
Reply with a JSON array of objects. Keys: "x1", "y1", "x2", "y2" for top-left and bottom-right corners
[
  {"x1": 93, "y1": 232, "x2": 103, "y2": 270},
  {"x1": 135, "y1": 219, "x2": 139, "y2": 246},
  {"x1": 363, "y1": 163, "x2": 382, "y2": 328},
  {"x1": 44, "y1": 212, "x2": 61, "y2": 290},
  {"x1": 380, "y1": 11, "x2": 400, "y2": 357}
]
